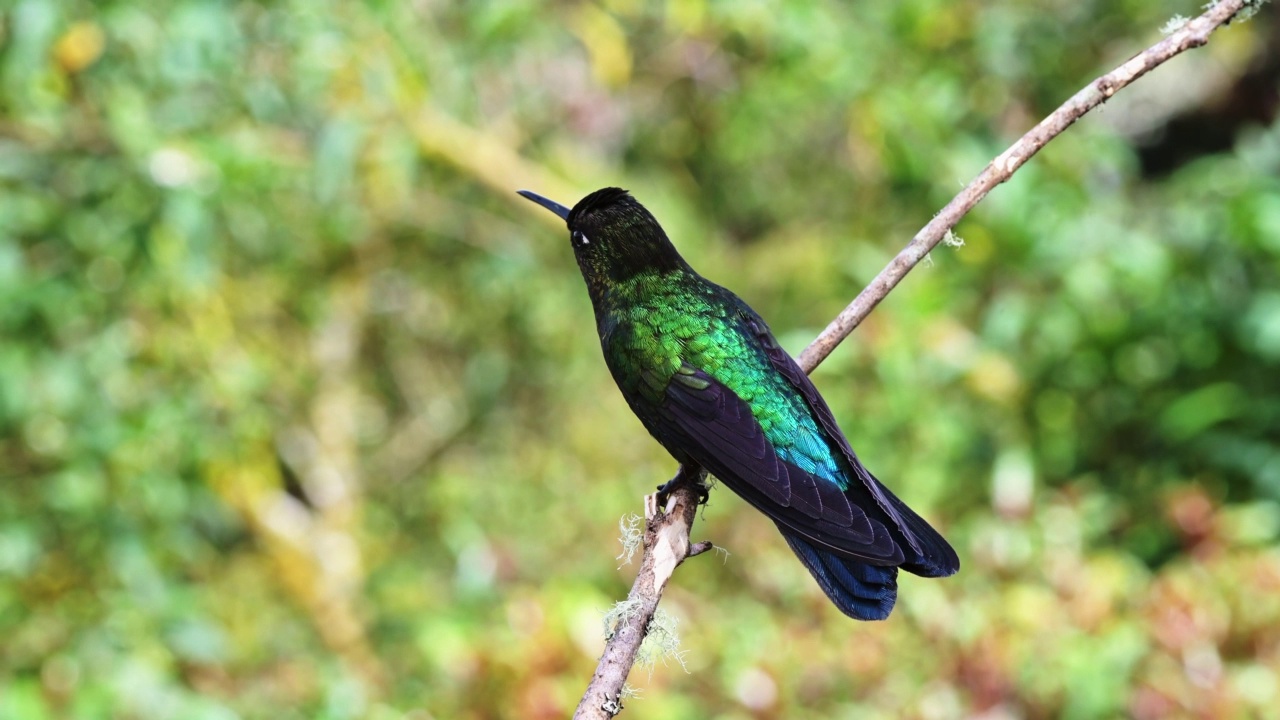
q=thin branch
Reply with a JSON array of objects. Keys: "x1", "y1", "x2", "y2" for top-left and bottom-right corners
[
  {"x1": 797, "y1": 0, "x2": 1260, "y2": 372},
  {"x1": 573, "y1": 1, "x2": 1262, "y2": 717}
]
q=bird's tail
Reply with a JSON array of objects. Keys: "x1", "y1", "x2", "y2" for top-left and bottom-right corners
[{"x1": 781, "y1": 531, "x2": 898, "y2": 621}]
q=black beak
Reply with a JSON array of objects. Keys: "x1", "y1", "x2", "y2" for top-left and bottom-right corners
[{"x1": 517, "y1": 190, "x2": 571, "y2": 221}]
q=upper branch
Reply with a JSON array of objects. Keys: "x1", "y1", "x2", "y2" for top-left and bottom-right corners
[{"x1": 796, "y1": 0, "x2": 1261, "y2": 372}]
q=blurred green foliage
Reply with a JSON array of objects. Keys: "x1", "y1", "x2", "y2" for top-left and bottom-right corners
[{"x1": 2, "y1": 1, "x2": 1279, "y2": 718}]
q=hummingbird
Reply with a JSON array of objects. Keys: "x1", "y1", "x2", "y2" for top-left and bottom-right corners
[{"x1": 518, "y1": 187, "x2": 958, "y2": 620}]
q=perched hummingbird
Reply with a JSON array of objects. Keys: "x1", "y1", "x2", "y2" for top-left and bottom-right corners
[{"x1": 518, "y1": 187, "x2": 959, "y2": 620}]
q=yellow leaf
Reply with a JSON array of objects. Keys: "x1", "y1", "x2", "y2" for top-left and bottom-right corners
[
  {"x1": 54, "y1": 22, "x2": 105, "y2": 73},
  {"x1": 571, "y1": 5, "x2": 632, "y2": 88}
]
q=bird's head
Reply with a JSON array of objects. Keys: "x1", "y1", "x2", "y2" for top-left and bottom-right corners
[{"x1": 518, "y1": 187, "x2": 687, "y2": 294}]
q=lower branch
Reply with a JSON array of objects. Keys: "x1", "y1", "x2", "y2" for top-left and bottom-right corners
[{"x1": 574, "y1": 466, "x2": 708, "y2": 720}]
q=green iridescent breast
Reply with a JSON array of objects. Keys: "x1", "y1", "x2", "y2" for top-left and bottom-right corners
[{"x1": 603, "y1": 271, "x2": 848, "y2": 490}]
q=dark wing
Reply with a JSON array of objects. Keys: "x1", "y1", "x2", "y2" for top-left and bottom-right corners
[
  {"x1": 739, "y1": 310, "x2": 960, "y2": 578},
  {"x1": 647, "y1": 303, "x2": 959, "y2": 578},
  {"x1": 657, "y1": 366, "x2": 907, "y2": 566}
]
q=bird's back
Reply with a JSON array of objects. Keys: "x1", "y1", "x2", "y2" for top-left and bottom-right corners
[{"x1": 601, "y1": 269, "x2": 859, "y2": 494}]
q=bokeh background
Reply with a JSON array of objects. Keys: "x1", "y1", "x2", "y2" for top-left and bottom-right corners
[{"x1": 3, "y1": 1, "x2": 1280, "y2": 718}]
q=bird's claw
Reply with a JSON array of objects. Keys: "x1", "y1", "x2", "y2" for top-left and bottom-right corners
[
  {"x1": 654, "y1": 465, "x2": 710, "y2": 510},
  {"x1": 689, "y1": 483, "x2": 711, "y2": 506}
]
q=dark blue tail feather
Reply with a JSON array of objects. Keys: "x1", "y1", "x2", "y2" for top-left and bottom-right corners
[{"x1": 782, "y1": 532, "x2": 899, "y2": 621}]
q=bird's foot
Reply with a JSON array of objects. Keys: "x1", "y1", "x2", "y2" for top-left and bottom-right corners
[{"x1": 654, "y1": 464, "x2": 710, "y2": 512}]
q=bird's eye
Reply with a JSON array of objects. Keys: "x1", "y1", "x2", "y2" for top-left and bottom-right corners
[{"x1": 572, "y1": 230, "x2": 590, "y2": 247}]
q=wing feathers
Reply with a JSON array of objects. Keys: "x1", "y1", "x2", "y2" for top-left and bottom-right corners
[
  {"x1": 744, "y1": 316, "x2": 961, "y2": 578},
  {"x1": 660, "y1": 358, "x2": 957, "y2": 577},
  {"x1": 662, "y1": 370, "x2": 901, "y2": 562}
]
